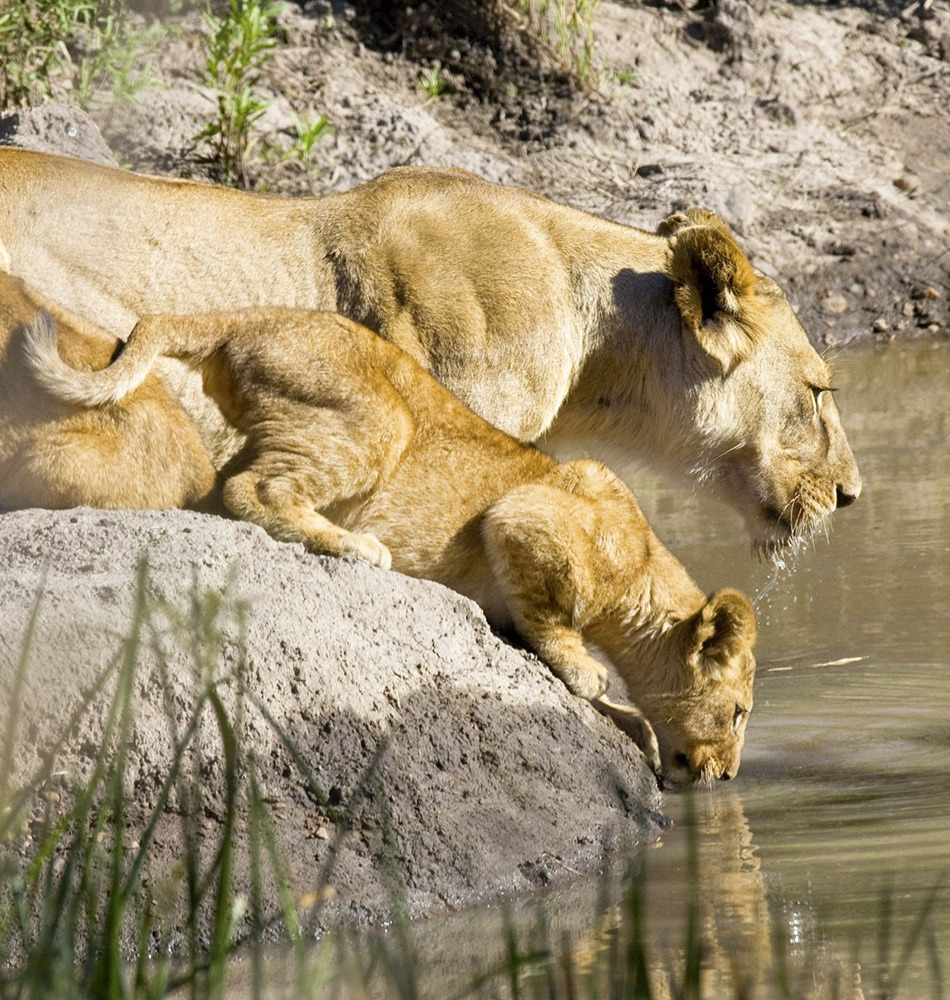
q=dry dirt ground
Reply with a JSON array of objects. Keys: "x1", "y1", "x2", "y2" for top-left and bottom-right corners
[{"x1": 0, "y1": 0, "x2": 947, "y2": 938}]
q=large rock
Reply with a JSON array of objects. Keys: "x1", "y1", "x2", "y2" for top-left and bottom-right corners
[
  {"x1": 0, "y1": 103, "x2": 116, "y2": 166},
  {"x1": 0, "y1": 507, "x2": 662, "y2": 932}
]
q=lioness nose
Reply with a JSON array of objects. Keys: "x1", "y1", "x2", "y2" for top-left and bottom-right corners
[
  {"x1": 836, "y1": 484, "x2": 860, "y2": 509},
  {"x1": 719, "y1": 769, "x2": 733, "y2": 781}
]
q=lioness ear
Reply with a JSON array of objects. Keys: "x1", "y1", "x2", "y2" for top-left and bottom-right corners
[
  {"x1": 656, "y1": 208, "x2": 732, "y2": 239},
  {"x1": 669, "y1": 225, "x2": 760, "y2": 370},
  {"x1": 689, "y1": 588, "x2": 756, "y2": 678}
]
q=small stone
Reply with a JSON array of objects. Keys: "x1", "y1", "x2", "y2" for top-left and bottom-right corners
[
  {"x1": 871, "y1": 318, "x2": 889, "y2": 333},
  {"x1": 315, "y1": 825, "x2": 330, "y2": 840},
  {"x1": 920, "y1": 286, "x2": 940, "y2": 300},
  {"x1": 822, "y1": 293, "x2": 848, "y2": 315},
  {"x1": 926, "y1": 323, "x2": 942, "y2": 334},
  {"x1": 902, "y1": 301, "x2": 916, "y2": 317},
  {"x1": 894, "y1": 175, "x2": 919, "y2": 194}
]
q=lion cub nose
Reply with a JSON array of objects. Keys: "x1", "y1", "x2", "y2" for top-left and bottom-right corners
[{"x1": 835, "y1": 484, "x2": 860, "y2": 509}]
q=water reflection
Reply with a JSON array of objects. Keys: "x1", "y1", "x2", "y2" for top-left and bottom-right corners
[{"x1": 626, "y1": 339, "x2": 950, "y2": 996}]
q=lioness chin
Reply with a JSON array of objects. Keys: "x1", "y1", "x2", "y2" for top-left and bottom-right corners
[
  {"x1": 0, "y1": 150, "x2": 860, "y2": 550},
  {"x1": 24, "y1": 301, "x2": 757, "y2": 786}
]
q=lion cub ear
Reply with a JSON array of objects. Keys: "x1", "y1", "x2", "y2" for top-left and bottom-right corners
[
  {"x1": 668, "y1": 224, "x2": 760, "y2": 371},
  {"x1": 688, "y1": 588, "x2": 757, "y2": 679}
]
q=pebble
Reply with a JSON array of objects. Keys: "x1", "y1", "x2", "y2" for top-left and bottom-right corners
[
  {"x1": 822, "y1": 293, "x2": 849, "y2": 315},
  {"x1": 894, "y1": 175, "x2": 919, "y2": 194},
  {"x1": 872, "y1": 318, "x2": 889, "y2": 332},
  {"x1": 902, "y1": 301, "x2": 916, "y2": 317}
]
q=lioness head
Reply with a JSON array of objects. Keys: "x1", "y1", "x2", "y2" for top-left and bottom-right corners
[
  {"x1": 639, "y1": 588, "x2": 757, "y2": 787},
  {"x1": 660, "y1": 210, "x2": 862, "y2": 554}
]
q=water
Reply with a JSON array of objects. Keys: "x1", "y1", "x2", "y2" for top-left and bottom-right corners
[
  {"x1": 226, "y1": 340, "x2": 950, "y2": 997},
  {"x1": 620, "y1": 338, "x2": 950, "y2": 994}
]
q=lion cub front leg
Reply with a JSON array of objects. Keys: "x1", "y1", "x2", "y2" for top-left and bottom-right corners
[
  {"x1": 482, "y1": 495, "x2": 609, "y2": 700},
  {"x1": 590, "y1": 697, "x2": 662, "y2": 776},
  {"x1": 223, "y1": 468, "x2": 392, "y2": 569}
]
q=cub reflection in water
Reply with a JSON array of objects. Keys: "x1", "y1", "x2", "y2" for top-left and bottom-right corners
[
  {"x1": 570, "y1": 790, "x2": 865, "y2": 999},
  {"x1": 18, "y1": 293, "x2": 756, "y2": 785}
]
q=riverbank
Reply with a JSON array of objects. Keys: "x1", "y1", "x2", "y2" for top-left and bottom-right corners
[{"x1": 0, "y1": 507, "x2": 662, "y2": 938}]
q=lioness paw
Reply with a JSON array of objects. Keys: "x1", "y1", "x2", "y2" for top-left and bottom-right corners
[{"x1": 339, "y1": 532, "x2": 392, "y2": 570}]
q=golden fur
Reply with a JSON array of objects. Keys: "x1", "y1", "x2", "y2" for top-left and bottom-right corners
[
  {"x1": 0, "y1": 149, "x2": 860, "y2": 550},
  {"x1": 0, "y1": 270, "x2": 214, "y2": 511},
  {"x1": 25, "y1": 303, "x2": 757, "y2": 785}
]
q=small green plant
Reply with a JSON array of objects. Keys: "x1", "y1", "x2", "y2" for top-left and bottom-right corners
[
  {"x1": 72, "y1": 4, "x2": 162, "y2": 108},
  {"x1": 195, "y1": 0, "x2": 283, "y2": 188},
  {"x1": 287, "y1": 112, "x2": 333, "y2": 169},
  {"x1": 0, "y1": 0, "x2": 157, "y2": 111},
  {"x1": 0, "y1": 0, "x2": 89, "y2": 109},
  {"x1": 516, "y1": 0, "x2": 602, "y2": 88},
  {"x1": 417, "y1": 63, "x2": 448, "y2": 99}
]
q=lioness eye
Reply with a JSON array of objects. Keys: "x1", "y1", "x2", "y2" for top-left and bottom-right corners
[{"x1": 732, "y1": 705, "x2": 745, "y2": 729}]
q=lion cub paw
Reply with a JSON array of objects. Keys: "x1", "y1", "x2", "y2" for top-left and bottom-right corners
[
  {"x1": 338, "y1": 532, "x2": 392, "y2": 570},
  {"x1": 592, "y1": 697, "x2": 662, "y2": 777},
  {"x1": 557, "y1": 659, "x2": 609, "y2": 700}
]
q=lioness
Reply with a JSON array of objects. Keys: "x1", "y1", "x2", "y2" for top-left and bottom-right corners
[
  {"x1": 26, "y1": 304, "x2": 757, "y2": 785},
  {"x1": 0, "y1": 149, "x2": 859, "y2": 552},
  {"x1": 0, "y1": 269, "x2": 214, "y2": 510}
]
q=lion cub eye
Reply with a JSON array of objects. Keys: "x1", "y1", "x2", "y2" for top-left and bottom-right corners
[
  {"x1": 809, "y1": 384, "x2": 836, "y2": 416},
  {"x1": 732, "y1": 704, "x2": 746, "y2": 730}
]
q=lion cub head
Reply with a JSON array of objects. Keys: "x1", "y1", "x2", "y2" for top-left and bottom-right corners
[
  {"x1": 658, "y1": 210, "x2": 862, "y2": 555},
  {"x1": 631, "y1": 588, "x2": 757, "y2": 787}
]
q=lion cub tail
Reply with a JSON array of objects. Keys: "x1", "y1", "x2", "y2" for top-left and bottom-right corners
[{"x1": 22, "y1": 310, "x2": 161, "y2": 407}]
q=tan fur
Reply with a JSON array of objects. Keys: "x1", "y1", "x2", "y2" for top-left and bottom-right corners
[
  {"x1": 25, "y1": 304, "x2": 756, "y2": 784},
  {"x1": 0, "y1": 149, "x2": 860, "y2": 550},
  {"x1": 0, "y1": 270, "x2": 215, "y2": 511}
]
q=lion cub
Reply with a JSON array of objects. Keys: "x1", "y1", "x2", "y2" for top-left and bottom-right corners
[
  {"x1": 26, "y1": 306, "x2": 756, "y2": 785},
  {"x1": 0, "y1": 269, "x2": 214, "y2": 511}
]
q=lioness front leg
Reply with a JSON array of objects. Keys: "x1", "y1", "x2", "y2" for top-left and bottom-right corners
[{"x1": 222, "y1": 469, "x2": 392, "y2": 569}]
